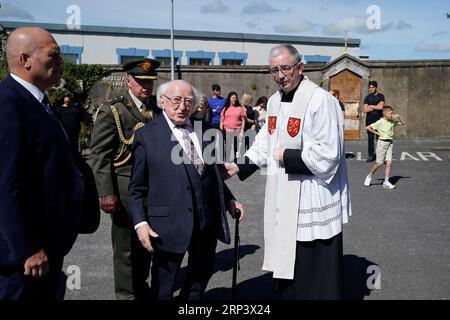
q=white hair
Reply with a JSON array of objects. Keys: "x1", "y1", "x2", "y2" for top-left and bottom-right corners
[
  {"x1": 156, "y1": 80, "x2": 200, "y2": 109},
  {"x1": 268, "y1": 44, "x2": 302, "y2": 64}
]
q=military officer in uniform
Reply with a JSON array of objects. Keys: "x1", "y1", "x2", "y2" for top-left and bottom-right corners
[{"x1": 90, "y1": 58, "x2": 161, "y2": 300}]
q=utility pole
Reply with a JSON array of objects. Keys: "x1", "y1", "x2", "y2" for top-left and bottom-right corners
[{"x1": 170, "y1": 0, "x2": 175, "y2": 80}]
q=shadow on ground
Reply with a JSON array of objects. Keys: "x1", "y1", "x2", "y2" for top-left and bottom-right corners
[
  {"x1": 174, "y1": 244, "x2": 260, "y2": 293},
  {"x1": 203, "y1": 254, "x2": 378, "y2": 300},
  {"x1": 344, "y1": 254, "x2": 378, "y2": 300},
  {"x1": 372, "y1": 175, "x2": 412, "y2": 186}
]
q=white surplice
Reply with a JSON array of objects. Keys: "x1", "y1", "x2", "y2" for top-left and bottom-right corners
[{"x1": 245, "y1": 77, "x2": 352, "y2": 279}]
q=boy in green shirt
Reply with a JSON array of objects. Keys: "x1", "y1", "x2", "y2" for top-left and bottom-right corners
[{"x1": 364, "y1": 106, "x2": 405, "y2": 189}]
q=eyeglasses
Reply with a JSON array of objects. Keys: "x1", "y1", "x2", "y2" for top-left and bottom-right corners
[
  {"x1": 163, "y1": 94, "x2": 194, "y2": 107},
  {"x1": 268, "y1": 62, "x2": 299, "y2": 76}
]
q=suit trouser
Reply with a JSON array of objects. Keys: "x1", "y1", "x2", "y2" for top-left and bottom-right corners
[
  {"x1": 150, "y1": 226, "x2": 218, "y2": 300},
  {"x1": 0, "y1": 255, "x2": 64, "y2": 300},
  {"x1": 111, "y1": 173, "x2": 152, "y2": 300},
  {"x1": 111, "y1": 223, "x2": 151, "y2": 300}
]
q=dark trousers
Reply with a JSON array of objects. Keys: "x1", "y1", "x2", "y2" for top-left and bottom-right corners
[
  {"x1": 150, "y1": 227, "x2": 218, "y2": 300},
  {"x1": 275, "y1": 233, "x2": 344, "y2": 300},
  {"x1": 0, "y1": 255, "x2": 64, "y2": 300},
  {"x1": 111, "y1": 222, "x2": 152, "y2": 300},
  {"x1": 111, "y1": 173, "x2": 152, "y2": 300},
  {"x1": 367, "y1": 130, "x2": 378, "y2": 158}
]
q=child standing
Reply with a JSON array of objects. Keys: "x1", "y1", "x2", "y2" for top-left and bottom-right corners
[{"x1": 364, "y1": 106, "x2": 405, "y2": 189}]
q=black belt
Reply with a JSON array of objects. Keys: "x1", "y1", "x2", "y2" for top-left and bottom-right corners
[{"x1": 379, "y1": 139, "x2": 392, "y2": 142}]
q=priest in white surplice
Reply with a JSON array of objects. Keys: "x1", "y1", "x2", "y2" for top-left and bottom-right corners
[{"x1": 225, "y1": 44, "x2": 352, "y2": 299}]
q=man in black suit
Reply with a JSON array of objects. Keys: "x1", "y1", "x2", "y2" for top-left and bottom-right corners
[
  {"x1": 128, "y1": 80, "x2": 244, "y2": 300},
  {"x1": 0, "y1": 27, "x2": 87, "y2": 300}
]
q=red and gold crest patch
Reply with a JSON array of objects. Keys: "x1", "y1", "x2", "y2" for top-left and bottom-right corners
[
  {"x1": 268, "y1": 116, "x2": 277, "y2": 135},
  {"x1": 142, "y1": 61, "x2": 152, "y2": 72},
  {"x1": 287, "y1": 117, "x2": 301, "y2": 137}
]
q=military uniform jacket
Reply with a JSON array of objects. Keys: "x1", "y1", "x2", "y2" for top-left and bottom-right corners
[{"x1": 90, "y1": 91, "x2": 159, "y2": 199}]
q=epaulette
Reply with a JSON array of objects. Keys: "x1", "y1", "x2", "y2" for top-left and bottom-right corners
[{"x1": 108, "y1": 95, "x2": 126, "y2": 105}]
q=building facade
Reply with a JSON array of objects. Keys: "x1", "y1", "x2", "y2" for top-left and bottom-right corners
[{"x1": 2, "y1": 21, "x2": 360, "y2": 66}]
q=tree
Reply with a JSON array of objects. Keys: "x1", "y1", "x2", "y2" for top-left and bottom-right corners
[
  {"x1": 47, "y1": 59, "x2": 110, "y2": 108},
  {"x1": 0, "y1": 24, "x2": 9, "y2": 81}
]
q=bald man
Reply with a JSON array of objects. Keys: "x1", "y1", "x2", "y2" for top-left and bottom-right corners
[
  {"x1": 0, "y1": 28, "x2": 94, "y2": 300},
  {"x1": 128, "y1": 80, "x2": 244, "y2": 300}
]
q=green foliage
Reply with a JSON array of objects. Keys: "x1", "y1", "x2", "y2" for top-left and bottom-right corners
[
  {"x1": 0, "y1": 58, "x2": 8, "y2": 81},
  {"x1": 48, "y1": 59, "x2": 110, "y2": 107}
]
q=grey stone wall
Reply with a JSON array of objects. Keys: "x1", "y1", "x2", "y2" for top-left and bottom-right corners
[
  {"x1": 368, "y1": 61, "x2": 450, "y2": 139},
  {"x1": 89, "y1": 59, "x2": 450, "y2": 139}
]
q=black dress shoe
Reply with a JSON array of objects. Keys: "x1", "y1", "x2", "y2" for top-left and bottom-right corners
[{"x1": 366, "y1": 156, "x2": 376, "y2": 162}]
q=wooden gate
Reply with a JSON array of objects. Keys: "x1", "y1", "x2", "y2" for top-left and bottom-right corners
[{"x1": 329, "y1": 69, "x2": 362, "y2": 140}]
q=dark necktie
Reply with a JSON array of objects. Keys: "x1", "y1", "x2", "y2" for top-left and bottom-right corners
[
  {"x1": 42, "y1": 94, "x2": 69, "y2": 141},
  {"x1": 178, "y1": 125, "x2": 204, "y2": 175},
  {"x1": 140, "y1": 103, "x2": 154, "y2": 121},
  {"x1": 41, "y1": 94, "x2": 55, "y2": 115}
]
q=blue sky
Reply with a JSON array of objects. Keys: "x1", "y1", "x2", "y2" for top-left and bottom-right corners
[{"x1": 1, "y1": 0, "x2": 449, "y2": 60}]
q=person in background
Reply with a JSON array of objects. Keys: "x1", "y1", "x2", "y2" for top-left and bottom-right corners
[
  {"x1": 330, "y1": 89, "x2": 345, "y2": 112},
  {"x1": 190, "y1": 94, "x2": 212, "y2": 127},
  {"x1": 253, "y1": 96, "x2": 268, "y2": 131},
  {"x1": 208, "y1": 84, "x2": 226, "y2": 129},
  {"x1": 364, "y1": 106, "x2": 405, "y2": 189},
  {"x1": 363, "y1": 81, "x2": 385, "y2": 162},
  {"x1": 220, "y1": 91, "x2": 246, "y2": 161},
  {"x1": 56, "y1": 94, "x2": 92, "y2": 151},
  {"x1": 241, "y1": 92, "x2": 257, "y2": 153}
]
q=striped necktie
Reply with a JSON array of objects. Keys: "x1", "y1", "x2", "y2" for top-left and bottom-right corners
[{"x1": 178, "y1": 125, "x2": 204, "y2": 175}]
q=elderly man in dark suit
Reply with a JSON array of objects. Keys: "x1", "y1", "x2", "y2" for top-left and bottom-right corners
[
  {"x1": 128, "y1": 80, "x2": 244, "y2": 300},
  {"x1": 0, "y1": 27, "x2": 90, "y2": 300},
  {"x1": 90, "y1": 58, "x2": 160, "y2": 300}
]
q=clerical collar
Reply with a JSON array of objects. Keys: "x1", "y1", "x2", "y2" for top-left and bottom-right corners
[{"x1": 280, "y1": 75, "x2": 304, "y2": 102}]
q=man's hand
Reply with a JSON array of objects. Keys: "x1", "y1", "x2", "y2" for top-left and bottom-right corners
[
  {"x1": 24, "y1": 249, "x2": 49, "y2": 278},
  {"x1": 228, "y1": 200, "x2": 245, "y2": 222},
  {"x1": 223, "y1": 162, "x2": 240, "y2": 180},
  {"x1": 273, "y1": 146, "x2": 286, "y2": 165},
  {"x1": 136, "y1": 223, "x2": 159, "y2": 253},
  {"x1": 100, "y1": 194, "x2": 118, "y2": 214}
]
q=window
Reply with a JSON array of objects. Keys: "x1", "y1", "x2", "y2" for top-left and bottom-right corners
[
  {"x1": 304, "y1": 55, "x2": 331, "y2": 64},
  {"x1": 120, "y1": 55, "x2": 145, "y2": 65},
  {"x1": 186, "y1": 51, "x2": 214, "y2": 65},
  {"x1": 156, "y1": 57, "x2": 179, "y2": 66},
  {"x1": 62, "y1": 53, "x2": 78, "y2": 64},
  {"x1": 218, "y1": 52, "x2": 248, "y2": 66},
  {"x1": 60, "y1": 45, "x2": 83, "y2": 64},
  {"x1": 189, "y1": 58, "x2": 211, "y2": 66},
  {"x1": 221, "y1": 59, "x2": 242, "y2": 66},
  {"x1": 116, "y1": 48, "x2": 149, "y2": 64},
  {"x1": 152, "y1": 50, "x2": 183, "y2": 65}
]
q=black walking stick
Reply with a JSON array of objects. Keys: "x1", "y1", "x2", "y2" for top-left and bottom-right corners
[{"x1": 231, "y1": 208, "x2": 241, "y2": 300}]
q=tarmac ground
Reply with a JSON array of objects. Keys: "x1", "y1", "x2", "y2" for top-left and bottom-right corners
[{"x1": 64, "y1": 139, "x2": 450, "y2": 300}]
